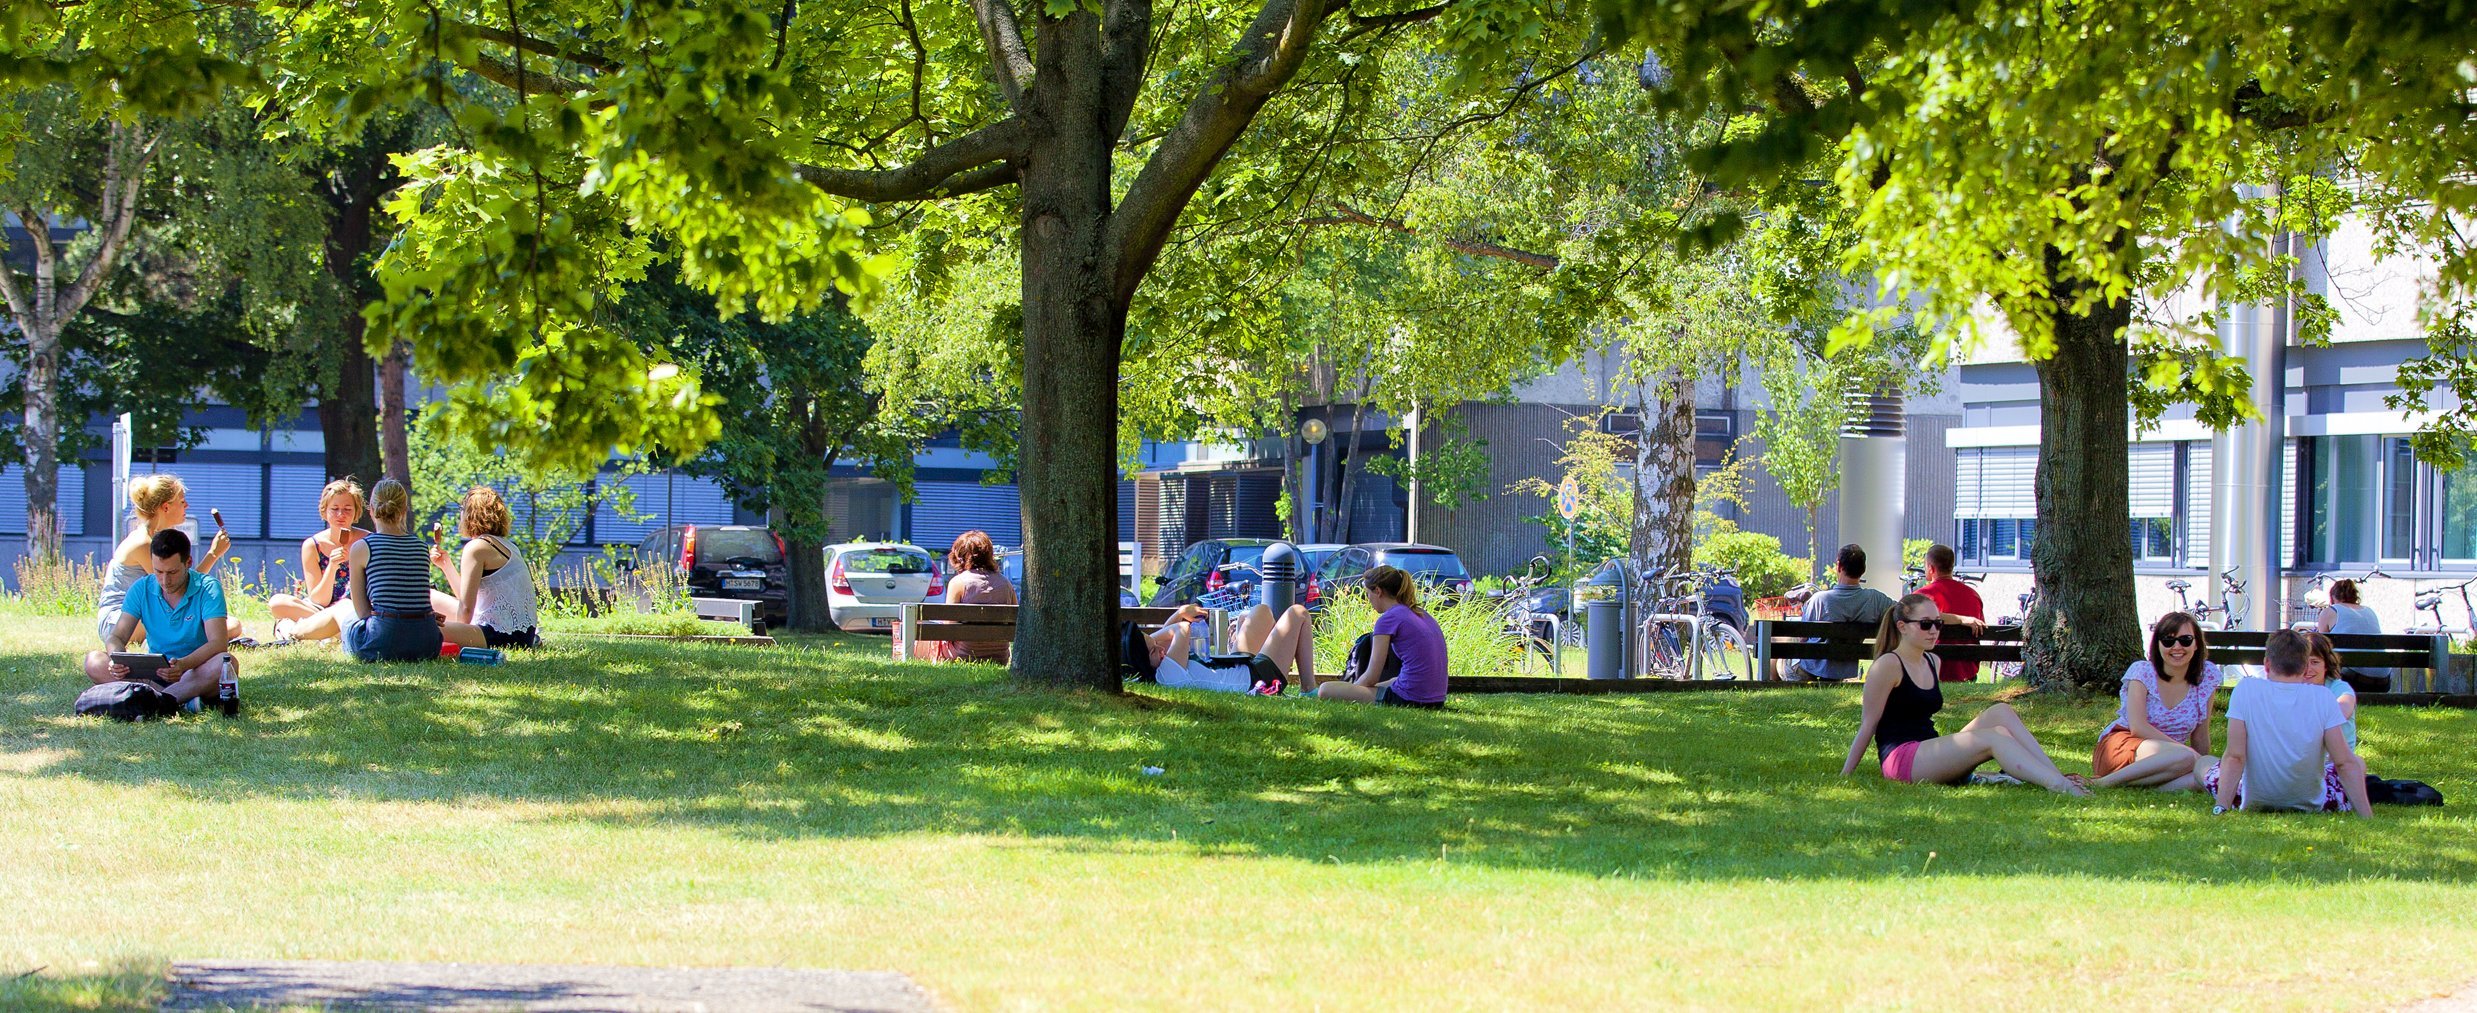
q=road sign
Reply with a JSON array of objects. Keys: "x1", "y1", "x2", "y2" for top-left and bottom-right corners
[{"x1": 1556, "y1": 476, "x2": 1582, "y2": 520}]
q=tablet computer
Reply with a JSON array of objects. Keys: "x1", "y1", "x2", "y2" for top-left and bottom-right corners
[{"x1": 108, "y1": 652, "x2": 172, "y2": 678}]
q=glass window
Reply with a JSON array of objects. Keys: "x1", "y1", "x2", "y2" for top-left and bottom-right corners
[
  {"x1": 2383, "y1": 437, "x2": 2419, "y2": 560},
  {"x1": 2446, "y1": 438, "x2": 2477, "y2": 563},
  {"x1": 2018, "y1": 519, "x2": 2037, "y2": 558},
  {"x1": 1990, "y1": 519, "x2": 2019, "y2": 559},
  {"x1": 1958, "y1": 519, "x2": 1982, "y2": 563},
  {"x1": 2307, "y1": 435, "x2": 2376, "y2": 564},
  {"x1": 2131, "y1": 518, "x2": 2173, "y2": 562},
  {"x1": 841, "y1": 548, "x2": 932, "y2": 574}
]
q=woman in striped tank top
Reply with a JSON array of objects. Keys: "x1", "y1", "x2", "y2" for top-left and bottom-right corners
[{"x1": 344, "y1": 478, "x2": 445, "y2": 662}]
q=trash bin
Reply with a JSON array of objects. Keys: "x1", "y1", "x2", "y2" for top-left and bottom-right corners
[{"x1": 1586, "y1": 597, "x2": 1627, "y2": 680}]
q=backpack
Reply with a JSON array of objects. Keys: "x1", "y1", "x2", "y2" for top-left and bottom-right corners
[
  {"x1": 2364, "y1": 777, "x2": 2445, "y2": 807},
  {"x1": 1343, "y1": 632, "x2": 1404, "y2": 685},
  {"x1": 75, "y1": 681, "x2": 182, "y2": 722}
]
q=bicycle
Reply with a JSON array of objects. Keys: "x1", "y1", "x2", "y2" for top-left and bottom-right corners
[
  {"x1": 1991, "y1": 587, "x2": 2037, "y2": 682},
  {"x1": 2189, "y1": 566, "x2": 2246, "y2": 632},
  {"x1": 2289, "y1": 567, "x2": 2391, "y2": 629},
  {"x1": 1633, "y1": 565, "x2": 1754, "y2": 681},
  {"x1": 2407, "y1": 575, "x2": 2477, "y2": 639},
  {"x1": 1498, "y1": 555, "x2": 1566, "y2": 675}
]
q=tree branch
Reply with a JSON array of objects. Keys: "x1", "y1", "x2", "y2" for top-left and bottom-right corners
[
  {"x1": 0, "y1": 219, "x2": 34, "y2": 327},
  {"x1": 1106, "y1": 0, "x2": 1341, "y2": 305},
  {"x1": 972, "y1": 0, "x2": 1035, "y2": 115},
  {"x1": 1100, "y1": 0, "x2": 1152, "y2": 143},
  {"x1": 797, "y1": 119, "x2": 1029, "y2": 202},
  {"x1": 60, "y1": 126, "x2": 164, "y2": 324},
  {"x1": 470, "y1": 52, "x2": 594, "y2": 98},
  {"x1": 1300, "y1": 203, "x2": 1559, "y2": 268},
  {"x1": 454, "y1": 21, "x2": 619, "y2": 73},
  {"x1": 1340, "y1": 0, "x2": 1451, "y2": 41}
]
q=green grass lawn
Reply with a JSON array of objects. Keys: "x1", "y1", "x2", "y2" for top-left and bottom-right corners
[{"x1": 5, "y1": 613, "x2": 2477, "y2": 1010}]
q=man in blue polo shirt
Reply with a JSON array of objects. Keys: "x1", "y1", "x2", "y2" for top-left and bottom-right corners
[{"x1": 80, "y1": 529, "x2": 236, "y2": 705}]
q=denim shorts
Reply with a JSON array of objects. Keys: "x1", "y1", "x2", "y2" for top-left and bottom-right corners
[{"x1": 345, "y1": 615, "x2": 442, "y2": 662}]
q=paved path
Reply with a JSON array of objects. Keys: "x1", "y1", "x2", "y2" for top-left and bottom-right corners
[
  {"x1": 162, "y1": 959, "x2": 938, "y2": 1012},
  {"x1": 2401, "y1": 981, "x2": 2477, "y2": 1011}
]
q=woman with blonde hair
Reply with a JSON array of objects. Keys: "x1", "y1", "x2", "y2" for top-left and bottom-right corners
[
  {"x1": 343, "y1": 478, "x2": 443, "y2": 661},
  {"x1": 1309, "y1": 565, "x2": 1433, "y2": 706},
  {"x1": 1841, "y1": 593, "x2": 2089, "y2": 795},
  {"x1": 268, "y1": 478, "x2": 368, "y2": 625},
  {"x1": 435, "y1": 486, "x2": 541, "y2": 649},
  {"x1": 95, "y1": 474, "x2": 232, "y2": 644}
]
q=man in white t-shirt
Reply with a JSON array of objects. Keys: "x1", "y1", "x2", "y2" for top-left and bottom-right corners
[{"x1": 2208, "y1": 629, "x2": 2372, "y2": 817}]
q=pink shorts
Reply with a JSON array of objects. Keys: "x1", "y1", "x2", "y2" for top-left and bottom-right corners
[{"x1": 1881, "y1": 740, "x2": 1923, "y2": 782}]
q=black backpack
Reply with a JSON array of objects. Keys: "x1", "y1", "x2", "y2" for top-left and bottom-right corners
[
  {"x1": 1343, "y1": 632, "x2": 1404, "y2": 685},
  {"x1": 75, "y1": 681, "x2": 182, "y2": 722},
  {"x1": 2365, "y1": 777, "x2": 2445, "y2": 807}
]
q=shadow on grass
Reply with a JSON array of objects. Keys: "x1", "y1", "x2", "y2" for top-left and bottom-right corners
[
  {"x1": 0, "y1": 958, "x2": 164, "y2": 1012},
  {"x1": 5, "y1": 616, "x2": 2476, "y2": 885}
]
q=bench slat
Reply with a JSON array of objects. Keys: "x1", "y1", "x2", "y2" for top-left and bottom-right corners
[{"x1": 910, "y1": 603, "x2": 1190, "y2": 626}]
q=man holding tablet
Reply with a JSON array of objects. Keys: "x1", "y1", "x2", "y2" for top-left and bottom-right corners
[{"x1": 81, "y1": 529, "x2": 236, "y2": 709}]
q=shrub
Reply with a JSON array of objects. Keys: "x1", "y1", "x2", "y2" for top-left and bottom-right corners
[
  {"x1": 540, "y1": 613, "x2": 753, "y2": 637},
  {"x1": 1309, "y1": 585, "x2": 1520, "y2": 678},
  {"x1": 1695, "y1": 530, "x2": 1808, "y2": 599}
]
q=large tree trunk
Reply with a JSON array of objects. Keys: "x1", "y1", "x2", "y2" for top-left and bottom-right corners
[
  {"x1": 782, "y1": 523, "x2": 830, "y2": 634},
  {"x1": 782, "y1": 414, "x2": 838, "y2": 634},
  {"x1": 316, "y1": 139, "x2": 389, "y2": 484},
  {"x1": 1629, "y1": 368, "x2": 1696, "y2": 579},
  {"x1": 21, "y1": 326, "x2": 62, "y2": 558},
  {"x1": 2024, "y1": 247, "x2": 2142, "y2": 694},
  {"x1": 380, "y1": 340, "x2": 411, "y2": 484},
  {"x1": 1011, "y1": 10, "x2": 1122, "y2": 690}
]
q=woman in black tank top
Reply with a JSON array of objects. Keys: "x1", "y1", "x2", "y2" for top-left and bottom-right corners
[{"x1": 1841, "y1": 593, "x2": 2091, "y2": 796}]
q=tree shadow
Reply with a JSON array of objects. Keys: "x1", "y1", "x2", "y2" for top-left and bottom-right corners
[{"x1": 6, "y1": 624, "x2": 2475, "y2": 886}]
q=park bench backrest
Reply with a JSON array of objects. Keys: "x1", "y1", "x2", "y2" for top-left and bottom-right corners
[
  {"x1": 893, "y1": 602, "x2": 1226, "y2": 661},
  {"x1": 1752, "y1": 618, "x2": 2448, "y2": 682}
]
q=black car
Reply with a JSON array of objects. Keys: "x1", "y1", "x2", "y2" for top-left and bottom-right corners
[
  {"x1": 635, "y1": 524, "x2": 789, "y2": 623},
  {"x1": 1314, "y1": 542, "x2": 1474, "y2": 603},
  {"x1": 1148, "y1": 538, "x2": 1278, "y2": 606}
]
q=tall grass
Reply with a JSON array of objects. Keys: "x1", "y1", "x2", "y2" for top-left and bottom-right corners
[
  {"x1": 7, "y1": 552, "x2": 102, "y2": 617},
  {"x1": 1310, "y1": 585, "x2": 1521, "y2": 677}
]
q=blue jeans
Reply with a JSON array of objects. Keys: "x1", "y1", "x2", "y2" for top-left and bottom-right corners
[{"x1": 345, "y1": 615, "x2": 442, "y2": 662}]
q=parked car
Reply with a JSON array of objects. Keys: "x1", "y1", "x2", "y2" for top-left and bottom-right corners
[
  {"x1": 635, "y1": 524, "x2": 789, "y2": 624},
  {"x1": 1314, "y1": 542, "x2": 1474, "y2": 604},
  {"x1": 1148, "y1": 538, "x2": 1278, "y2": 606},
  {"x1": 1292, "y1": 542, "x2": 1347, "y2": 611},
  {"x1": 825, "y1": 542, "x2": 940, "y2": 633}
]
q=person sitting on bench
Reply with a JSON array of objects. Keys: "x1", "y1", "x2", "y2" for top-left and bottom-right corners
[
  {"x1": 1307, "y1": 566, "x2": 1443, "y2": 708},
  {"x1": 2207, "y1": 629, "x2": 2372, "y2": 817},
  {"x1": 82, "y1": 528, "x2": 236, "y2": 706},
  {"x1": 1777, "y1": 543, "x2": 1896, "y2": 681},
  {"x1": 2090, "y1": 611, "x2": 2220, "y2": 790},
  {"x1": 2315, "y1": 580, "x2": 2391, "y2": 693},
  {"x1": 1842, "y1": 593, "x2": 2089, "y2": 795}
]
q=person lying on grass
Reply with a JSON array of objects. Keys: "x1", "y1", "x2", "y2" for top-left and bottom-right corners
[
  {"x1": 82, "y1": 528, "x2": 237, "y2": 706},
  {"x1": 2089, "y1": 611, "x2": 2219, "y2": 791},
  {"x1": 1842, "y1": 593, "x2": 2090, "y2": 795},
  {"x1": 2207, "y1": 628, "x2": 2373, "y2": 818},
  {"x1": 1306, "y1": 565, "x2": 1444, "y2": 709}
]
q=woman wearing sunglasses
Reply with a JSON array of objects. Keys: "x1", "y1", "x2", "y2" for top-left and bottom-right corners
[
  {"x1": 2089, "y1": 611, "x2": 2222, "y2": 790},
  {"x1": 1842, "y1": 593, "x2": 2091, "y2": 795}
]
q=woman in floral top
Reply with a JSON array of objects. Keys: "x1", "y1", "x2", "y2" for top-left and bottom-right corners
[{"x1": 2091, "y1": 611, "x2": 2223, "y2": 790}]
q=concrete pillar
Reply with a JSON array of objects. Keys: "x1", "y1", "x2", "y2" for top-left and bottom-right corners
[
  {"x1": 2210, "y1": 185, "x2": 2290, "y2": 631},
  {"x1": 1837, "y1": 390, "x2": 1907, "y2": 598}
]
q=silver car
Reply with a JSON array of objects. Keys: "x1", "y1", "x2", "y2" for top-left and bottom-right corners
[{"x1": 825, "y1": 542, "x2": 940, "y2": 632}]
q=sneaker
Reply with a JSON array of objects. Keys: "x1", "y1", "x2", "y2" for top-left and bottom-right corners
[
  {"x1": 1250, "y1": 678, "x2": 1286, "y2": 696},
  {"x1": 1968, "y1": 772, "x2": 2025, "y2": 786}
]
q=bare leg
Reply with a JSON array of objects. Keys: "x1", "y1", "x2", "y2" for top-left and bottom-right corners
[
  {"x1": 1319, "y1": 679, "x2": 1381, "y2": 702},
  {"x1": 443, "y1": 622, "x2": 487, "y2": 649},
  {"x1": 162, "y1": 653, "x2": 234, "y2": 703},
  {"x1": 82, "y1": 651, "x2": 115, "y2": 685},
  {"x1": 430, "y1": 589, "x2": 460, "y2": 617},
  {"x1": 1232, "y1": 604, "x2": 1275, "y2": 654},
  {"x1": 2154, "y1": 755, "x2": 2215, "y2": 793},
  {"x1": 267, "y1": 594, "x2": 322, "y2": 622},
  {"x1": 2092, "y1": 740, "x2": 2197, "y2": 788},
  {"x1": 1963, "y1": 703, "x2": 2078, "y2": 781},
  {"x1": 1909, "y1": 727, "x2": 2089, "y2": 796},
  {"x1": 286, "y1": 599, "x2": 357, "y2": 642},
  {"x1": 1252, "y1": 605, "x2": 1317, "y2": 681}
]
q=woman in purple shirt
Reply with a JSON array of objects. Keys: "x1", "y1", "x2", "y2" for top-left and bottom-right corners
[{"x1": 1314, "y1": 565, "x2": 1448, "y2": 708}]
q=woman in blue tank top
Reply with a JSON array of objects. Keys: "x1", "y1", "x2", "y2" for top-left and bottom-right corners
[{"x1": 1841, "y1": 594, "x2": 2089, "y2": 795}]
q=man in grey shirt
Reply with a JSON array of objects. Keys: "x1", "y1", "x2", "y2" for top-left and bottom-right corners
[{"x1": 1779, "y1": 543, "x2": 1899, "y2": 681}]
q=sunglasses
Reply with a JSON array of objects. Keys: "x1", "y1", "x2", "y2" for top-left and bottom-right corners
[
  {"x1": 2156, "y1": 634, "x2": 2196, "y2": 648},
  {"x1": 1905, "y1": 618, "x2": 1942, "y2": 631}
]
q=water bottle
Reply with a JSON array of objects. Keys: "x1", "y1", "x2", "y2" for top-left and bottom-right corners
[
  {"x1": 457, "y1": 646, "x2": 504, "y2": 665},
  {"x1": 216, "y1": 668, "x2": 239, "y2": 718}
]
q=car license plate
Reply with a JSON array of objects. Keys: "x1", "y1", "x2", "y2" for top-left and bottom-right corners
[
  {"x1": 871, "y1": 617, "x2": 893, "y2": 628},
  {"x1": 723, "y1": 578, "x2": 762, "y2": 591}
]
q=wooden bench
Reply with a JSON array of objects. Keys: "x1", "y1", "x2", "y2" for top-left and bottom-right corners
[
  {"x1": 892, "y1": 603, "x2": 1229, "y2": 662},
  {"x1": 1752, "y1": 619, "x2": 2454, "y2": 692}
]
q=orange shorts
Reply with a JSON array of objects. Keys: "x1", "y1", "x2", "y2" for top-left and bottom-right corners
[{"x1": 2092, "y1": 728, "x2": 2145, "y2": 777}]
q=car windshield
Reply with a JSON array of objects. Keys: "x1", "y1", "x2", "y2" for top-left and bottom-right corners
[
  {"x1": 1302, "y1": 548, "x2": 1339, "y2": 569},
  {"x1": 1382, "y1": 550, "x2": 1466, "y2": 578},
  {"x1": 696, "y1": 528, "x2": 782, "y2": 563},
  {"x1": 844, "y1": 548, "x2": 931, "y2": 574}
]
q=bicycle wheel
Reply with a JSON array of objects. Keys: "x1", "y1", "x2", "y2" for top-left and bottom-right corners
[
  {"x1": 1696, "y1": 619, "x2": 1752, "y2": 681},
  {"x1": 1637, "y1": 620, "x2": 1685, "y2": 679}
]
